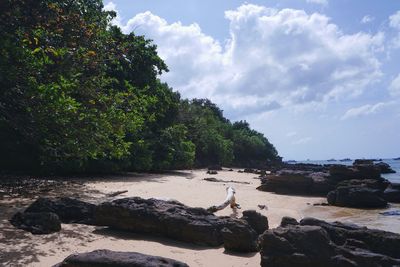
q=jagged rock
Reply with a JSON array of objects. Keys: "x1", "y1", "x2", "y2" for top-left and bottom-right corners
[
  {"x1": 384, "y1": 186, "x2": 400, "y2": 203},
  {"x1": 327, "y1": 186, "x2": 387, "y2": 208},
  {"x1": 260, "y1": 217, "x2": 400, "y2": 267},
  {"x1": 336, "y1": 178, "x2": 390, "y2": 191},
  {"x1": 221, "y1": 220, "x2": 259, "y2": 252},
  {"x1": 25, "y1": 197, "x2": 96, "y2": 224},
  {"x1": 257, "y1": 170, "x2": 332, "y2": 195},
  {"x1": 280, "y1": 216, "x2": 299, "y2": 227},
  {"x1": 375, "y1": 162, "x2": 396, "y2": 174},
  {"x1": 95, "y1": 197, "x2": 259, "y2": 251},
  {"x1": 53, "y1": 249, "x2": 189, "y2": 267},
  {"x1": 241, "y1": 210, "x2": 268, "y2": 235},
  {"x1": 329, "y1": 164, "x2": 380, "y2": 181},
  {"x1": 208, "y1": 165, "x2": 222, "y2": 171},
  {"x1": 10, "y1": 211, "x2": 61, "y2": 234}
]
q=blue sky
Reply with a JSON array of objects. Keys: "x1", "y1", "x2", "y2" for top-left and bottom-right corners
[{"x1": 103, "y1": 0, "x2": 400, "y2": 160}]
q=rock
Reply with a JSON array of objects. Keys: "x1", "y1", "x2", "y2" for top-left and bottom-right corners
[
  {"x1": 241, "y1": 210, "x2": 268, "y2": 235},
  {"x1": 208, "y1": 165, "x2": 222, "y2": 171},
  {"x1": 383, "y1": 187, "x2": 400, "y2": 203},
  {"x1": 327, "y1": 186, "x2": 387, "y2": 208},
  {"x1": 54, "y1": 249, "x2": 189, "y2": 267},
  {"x1": 10, "y1": 211, "x2": 61, "y2": 234},
  {"x1": 353, "y1": 159, "x2": 374, "y2": 165},
  {"x1": 380, "y1": 210, "x2": 400, "y2": 216},
  {"x1": 257, "y1": 170, "x2": 332, "y2": 195},
  {"x1": 244, "y1": 168, "x2": 256, "y2": 173},
  {"x1": 206, "y1": 170, "x2": 218, "y2": 175},
  {"x1": 95, "y1": 197, "x2": 259, "y2": 251},
  {"x1": 25, "y1": 197, "x2": 96, "y2": 224},
  {"x1": 375, "y1": 162, "x2": 396, "y2": 174},
  {"x1": 280, "y1": 216, "x2": 299, "y2": 227},
  {"x1": 221, "y1": 220, "x2": 259, "y2": 252},
  {"x1": 259, "y1": 217, "x2": 400, "y2": 267},
  {"x1": 329, "y1": 164, "x2": 381, "y2": 181},
  {"x1": 336, "y1": 178, "x2": 389, "y2": 191}
]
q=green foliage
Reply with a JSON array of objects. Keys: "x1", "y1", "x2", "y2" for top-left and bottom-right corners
[{"x1": 0, "y1": 0, "x2": 278, "y2": 173}]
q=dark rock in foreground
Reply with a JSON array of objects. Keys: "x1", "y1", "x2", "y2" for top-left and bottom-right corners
[
  {"x1": 10, "y1": 211, "x2": 61, "y2": 234},
  {"x1": 383, "y1": 185, "x2": 400, "y2": 203},
  {"x1": 375, "y1": 162, "x2": 396, "y2": 174},
  {"x1": 260, "y1": 217, "x2": 400, "y2": 267},
  {"x1": 25, "y1": 197, "x2": 96, "y2": 224},
  {"x1": 241, "y1": 210, "x2": 268, "y2": 235},
  {"x1": 54, "y1": 249, "x2": 188, "y2": 267},
  {"x1": 327, "y1": 186, "x2": 387, "y2": 208},
  {"x1": 95, "y1": 197, "x2": 260, "y2": 252}
]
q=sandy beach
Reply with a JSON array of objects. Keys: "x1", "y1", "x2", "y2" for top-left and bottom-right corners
[{"x1": 1, "y1": 169, "x2": 399, "y2": 267}]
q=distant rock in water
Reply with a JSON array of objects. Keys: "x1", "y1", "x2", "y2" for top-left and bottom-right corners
[
  {"x1": 25, "y1": 197, "x2": 96, "y2": 224},
  {"x1": 10, "y1": 211, "x2": 61, "y2": 234},
  {"x1": 95, "y1": 197, "x2": 262, "y2": 252},
  {"x1": 53, "y1": 249, "x2": 189, "y2": 267},
  {"x1": 260, "y1": 217, "x2": 400, "y2": 267}
]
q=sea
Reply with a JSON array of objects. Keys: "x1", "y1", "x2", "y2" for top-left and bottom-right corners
[{"x1": 292, "y1": 159, "x2": 400, "y2": 184}]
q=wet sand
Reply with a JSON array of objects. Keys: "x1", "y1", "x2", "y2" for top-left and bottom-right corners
[{"x1": 0, "y1": 169, "x2": 399, "y2": 266}]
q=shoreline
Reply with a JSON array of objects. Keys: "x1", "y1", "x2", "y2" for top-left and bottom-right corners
[{"x1": 1, "y1": 169, "x2": 399, "y2": 266}]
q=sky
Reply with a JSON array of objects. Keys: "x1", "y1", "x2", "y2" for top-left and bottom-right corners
[{"x1": 103, "y1": 0, "x2": 400, "y2": 160}]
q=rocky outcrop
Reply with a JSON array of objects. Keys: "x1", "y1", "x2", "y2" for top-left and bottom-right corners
[
  {"x1": 329, "y1": 164, "x2": 381, "y2": 181},
  {"x1": 54, "y1": 249, "x2": 189, "y2": 267},
  {"x1": 336, "y1": 178, "x2": 390, "y2": 191},
  {"x1": 95, "y1": 197, "x2": 260, "y2": 252},
  {"x1": 257, "y1": 170, "x2": 333, "y2": 195},
  {"x1": 327, "y1": 186, "x2": 387, "y2": 208},
  {"x1": 25, "y1": 197, "x2": 96, "y2": 224},
  {"x1": 10, "y1": 212, "x2": 61, "y2": 234},
  {"x1": 375, "y1": 162, "x2": 396, "y2": 174},
  {"x1": 384, "y1": 183, "x2": 400, "y2": 203},
  {"x1": 241, "y1": 210, "x2": 268, "y2": 235},
  {"x1": 260, "y1": 217, "x2": 400, "y2": 267}
]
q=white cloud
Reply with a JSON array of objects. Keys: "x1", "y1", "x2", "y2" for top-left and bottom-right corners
[
  {"x1": 292, "y1": 137, "x2": 312, "y2": 145},
  {"x1": 306, "y1": 0, "x2": 328, "y2": 6},
  {"x1": 361, "y1": 15, "x2": 374, "y2": 24},
  {"x1": 103, "y1": 1, "x2": 122, "y2": 28},
  {"x1": 112, "y1": 4, "x2": 384, "y2": 118},
  {"x1": 341, "y1": 102, "x2": 391, "y2": 120},
  {"x1": 389, "y1": 74, "x2": 400, "y2": 96},
  {"x1": 286, "y1": 131, "x2": 297, "y2": 137},
  {"x1": 389, "y1": 11, "x2": 400, "y2": 29}
]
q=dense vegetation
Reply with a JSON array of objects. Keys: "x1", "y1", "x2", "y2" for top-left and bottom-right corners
[{"x1": 0, "y1": 0, "x2": 279, "y2": 174}]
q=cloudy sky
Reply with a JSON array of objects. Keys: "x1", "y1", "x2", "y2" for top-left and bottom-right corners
[{"x1": 103, "y1": 0, "x2": 400, "y2": 160}]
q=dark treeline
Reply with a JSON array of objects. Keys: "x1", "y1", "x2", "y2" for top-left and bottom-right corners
[{"x1": 0, "y1": 0, "x2": 279, "y2": 174}]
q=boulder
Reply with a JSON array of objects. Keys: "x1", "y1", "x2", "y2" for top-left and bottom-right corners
[
  {"x1": 25, "y1": 197, "x2": 96, "y2": 224},
  {"x1": 384, "y1": 186, "x2": 400, "y2": 203},
  {"x1": 53, "y1": 249, "x2": 188, "y2": 267},
  {"x1": 208, "y1": 165, "x2": 222, "y2": 171},
  {"x1": 221, "y1": 220, "x2": 259, "y2": 252},
  {"x1": 375, "y1": 162, "x2": 396, "y2": 174},
  {"x1": 257, "y1": 170, "x2": 332, "y2": 195},
  {"x1": 206, "y1": 170, "x2": 218, "y2": 175},
  {"x1": 336, "y1": 178, "x2": 390, "y2": 191},
  {"x1": 10, "y1": 211, "x2": 61, "y2": 234},
  {"x1": 241, "y1": 210, "x2": 268, "y2": 235},
  {"x1": 329, "y1": 164, "x2": 380, "y2": 181},
  {"x1": 280, "y1": 216, "x2": 299, "y2": 227},
  {"x1": 327, "y1": 186, "x2": 387, "y2": 208},
  {"x1": 259, "y1": 217, "x2": 400, "y2": 267},
  {"x1": 95, "y1": 197, "x2": 259, "y2": 251}
]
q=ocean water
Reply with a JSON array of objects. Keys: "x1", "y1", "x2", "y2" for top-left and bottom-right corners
[{"x1": 293, "y1": 159, "x2": 400, "y2": 184}]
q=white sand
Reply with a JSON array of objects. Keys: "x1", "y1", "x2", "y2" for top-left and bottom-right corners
[{"x1": 0, "y1": 169, "x2": 399, "y2": 267}]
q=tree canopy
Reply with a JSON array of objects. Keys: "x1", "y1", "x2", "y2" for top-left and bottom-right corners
[{"x1": 0, "y1": 0, "x2": 279, "y2": 174}]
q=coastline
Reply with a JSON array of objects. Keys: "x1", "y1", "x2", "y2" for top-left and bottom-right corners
[{"x1": 1, "y1": 169, "x2": 399, "y2": 266}]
